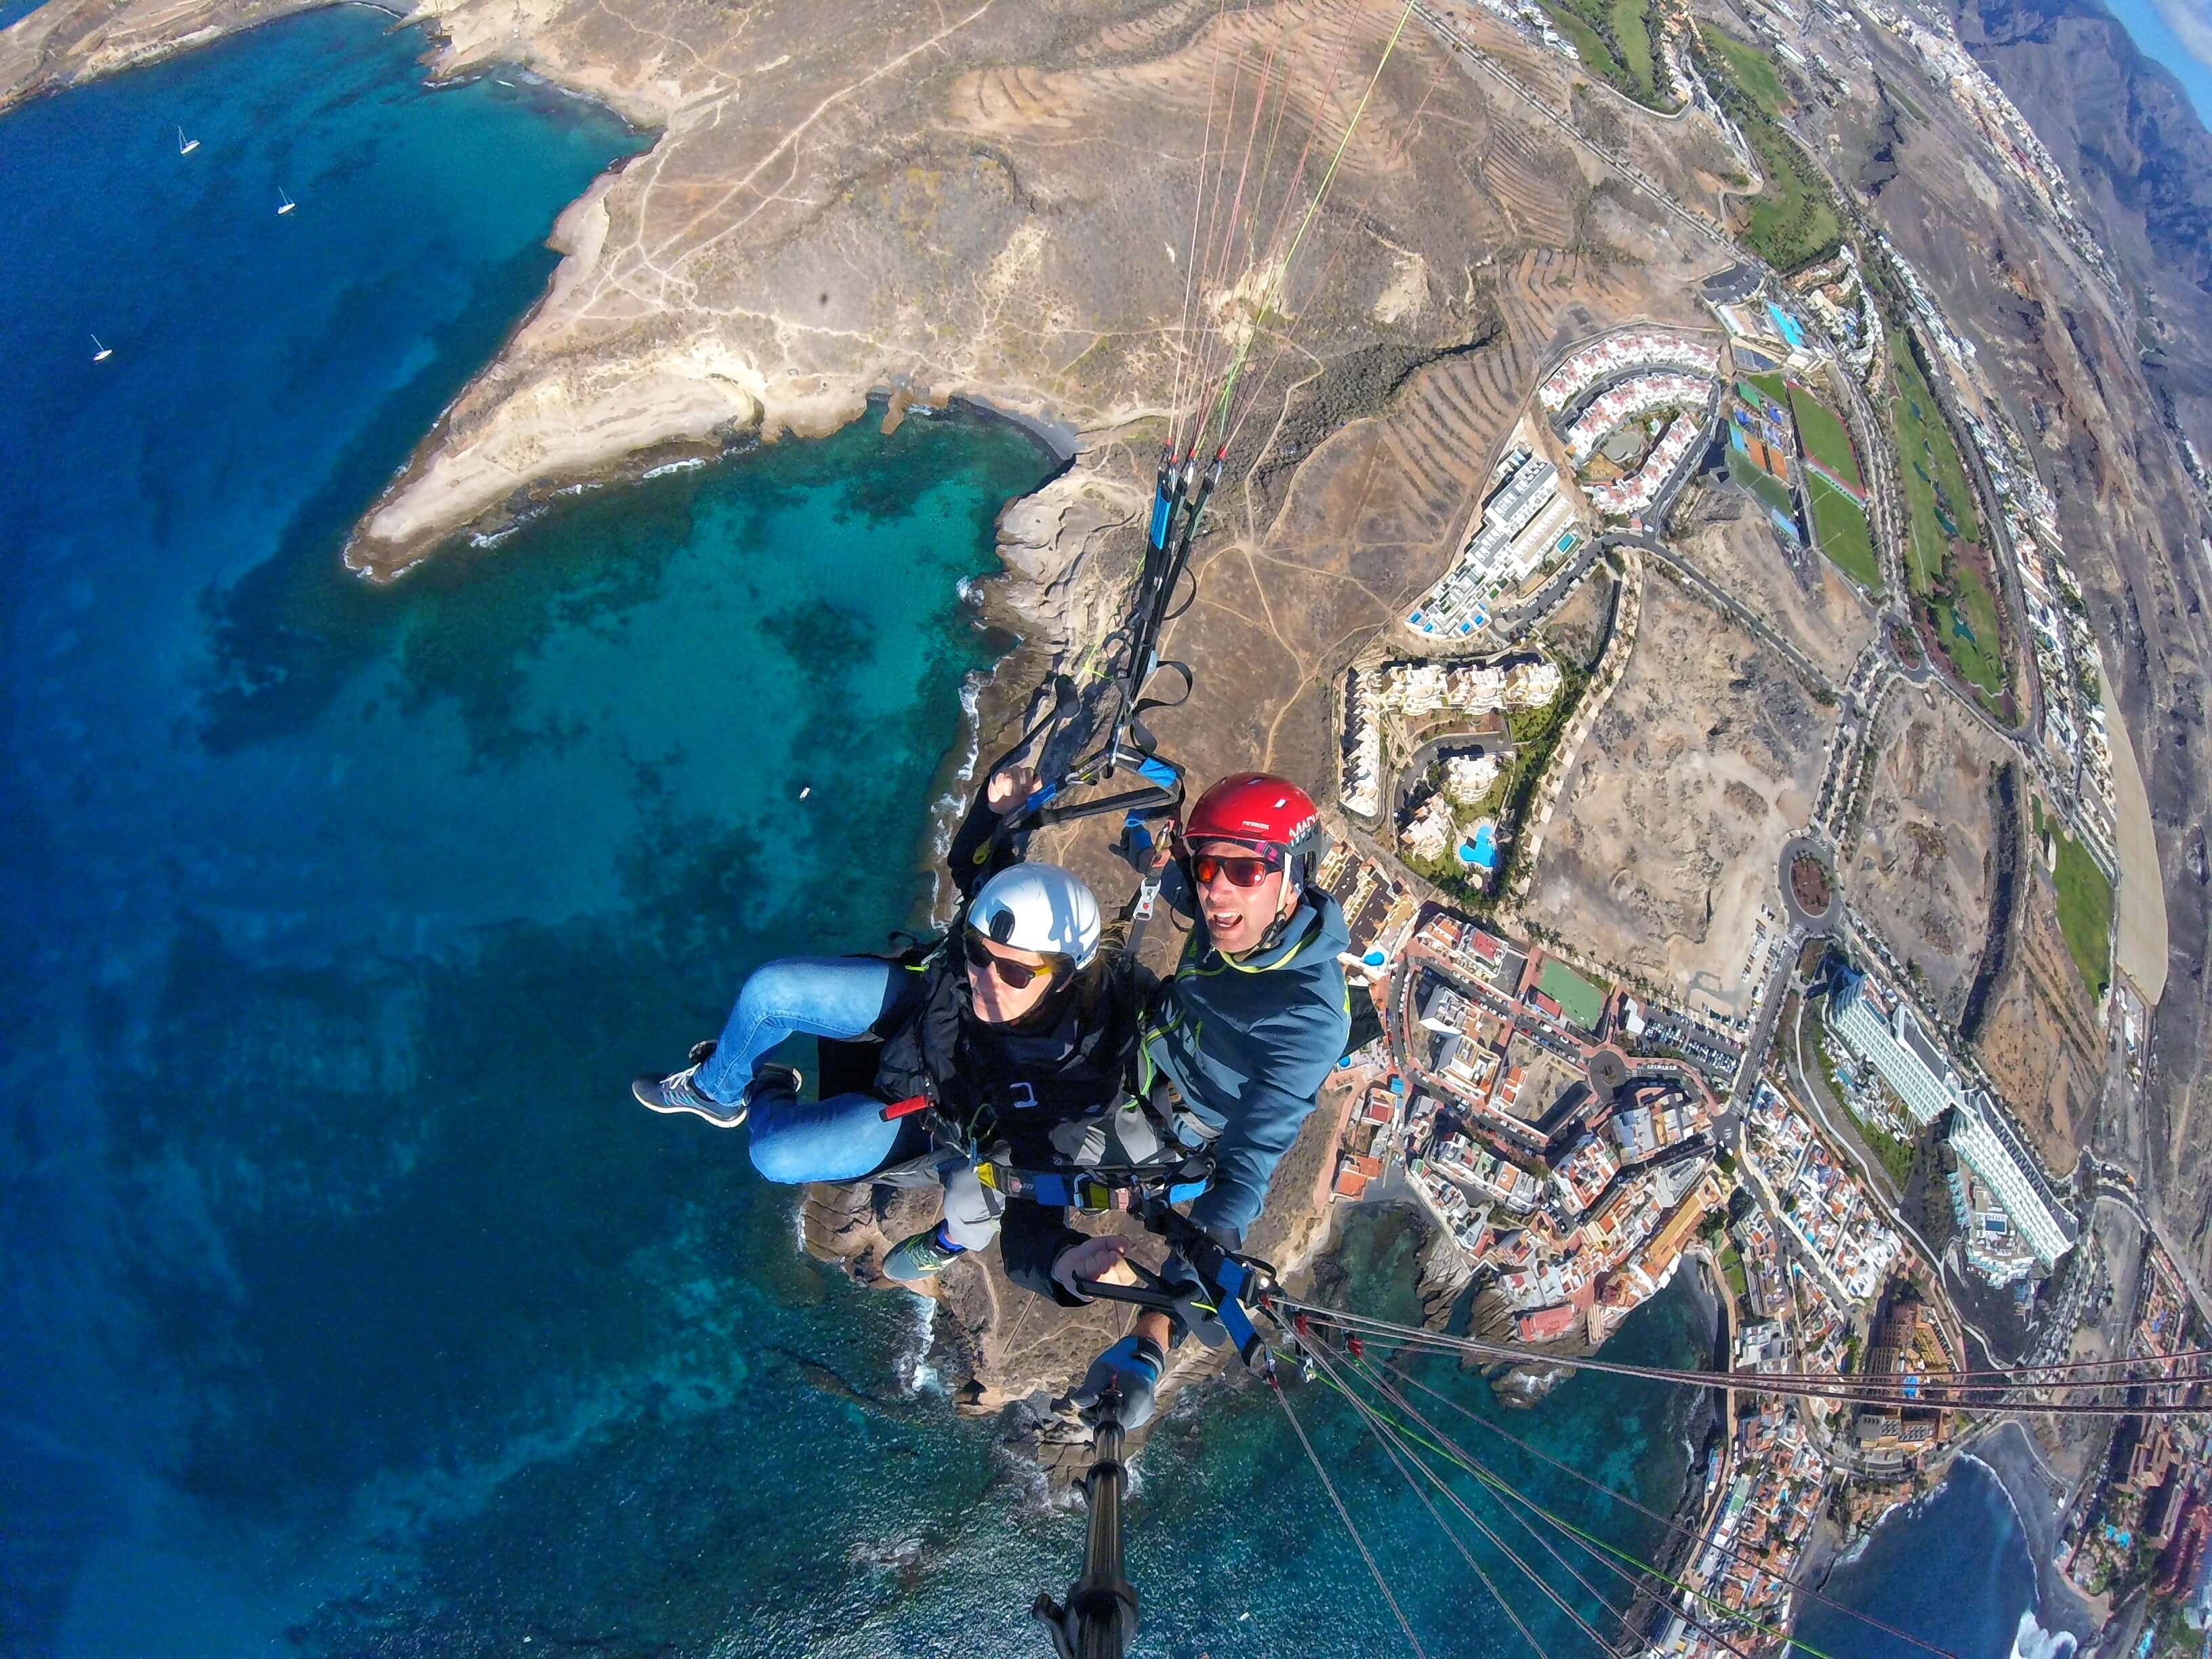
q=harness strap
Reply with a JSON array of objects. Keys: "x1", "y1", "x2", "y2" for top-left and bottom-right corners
[{"x1": 981, "y1": 1164, "x2": 1213, "y2": 1213}]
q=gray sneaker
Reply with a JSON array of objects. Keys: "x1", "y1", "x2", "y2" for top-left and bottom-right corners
[
  {"x1": 632, "y1": 1062, "x2": 743, "y2": 1127},
  {"x1": 882, "y1": 1226, "x2": 967, "y2": 1283}
]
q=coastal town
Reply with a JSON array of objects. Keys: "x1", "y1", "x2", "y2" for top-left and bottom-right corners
[
  {"x1": 1300, "y1": 234, "x2": 2211, "y2": 1652},
  {"x1": 10, "y1": 0, "x2": 2212, "y2": 1651}
]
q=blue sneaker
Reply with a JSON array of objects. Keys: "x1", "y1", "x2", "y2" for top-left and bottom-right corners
[{"x1": 883, "y1": 1224, "x2": 967, "y2": 1283}]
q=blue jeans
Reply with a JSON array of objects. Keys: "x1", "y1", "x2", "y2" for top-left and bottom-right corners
[{"x1": 693, "y1": 956, "x2": 926, "y2": 1185}]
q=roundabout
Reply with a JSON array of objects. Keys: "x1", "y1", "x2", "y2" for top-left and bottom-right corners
[{"x1": 1780, "y1": 834, "x2": 1837, "y2": 931}]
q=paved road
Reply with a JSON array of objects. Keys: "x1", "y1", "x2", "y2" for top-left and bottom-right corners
[
  {"x1": 1410, "y1": 3, "x2": 1734, "y2": 255},
  {"x1": 1616, "y1": 530, "x2": 1840, "y2": 695},
  {"x1": 1726, "y1": 929, "x2": 1801, "y2": 1104}
]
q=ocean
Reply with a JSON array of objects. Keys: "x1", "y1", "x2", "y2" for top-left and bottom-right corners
[
  {"x1": 0, "y1": 12, "x2": 2035, "y2": 1657},
  {"x1": 1794, "y1": 1454, "x2": 2072, "y2": 1659}
]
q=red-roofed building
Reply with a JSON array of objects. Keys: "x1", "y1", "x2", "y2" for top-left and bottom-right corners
[
  {"x1": 1519, "y1": 1303, "x2": 1581, "y2": 1343},
  {"x1": 1333, "y1": 1160, "x2": 1370, "y2": 1201}
]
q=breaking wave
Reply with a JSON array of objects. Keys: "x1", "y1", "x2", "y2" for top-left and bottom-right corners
[
  {"x1": 894, "y1": 1292, "x2": 942, "y2": 1397},
  {"x1": 2010, "y1": 1609, "x2": 2075, "y2": 1659}
]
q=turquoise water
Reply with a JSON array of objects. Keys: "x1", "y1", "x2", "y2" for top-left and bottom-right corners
[
  {"x1": 1, "y1": 14, "x2": 2018, "y2": 1658},
  {"x1": 0, "y1": 14, "x2": 1053, "y2": 1654},
  {"x1": 1795, "y1": 1455, "x2": 2068, "y2": 1659},
  {"x1": 1465, "y1": 820, "x2": 1500, "y2": 872}
]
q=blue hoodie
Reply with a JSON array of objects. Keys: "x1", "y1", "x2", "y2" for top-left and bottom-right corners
[{"x1": 1143, "y1": 883, "x2": 1353, "y2": 1242}]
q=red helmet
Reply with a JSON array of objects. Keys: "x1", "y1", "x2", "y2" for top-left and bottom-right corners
[{"x1": 1185, "y1": 773, "x2": 1326, "y2": 859}]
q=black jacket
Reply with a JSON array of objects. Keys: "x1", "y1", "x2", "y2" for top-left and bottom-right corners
[
  {"x1": 891, "y1": 787, "x2": 1164, "y2": 1304},
  {"x1": 872, "y1": 945, "x2": 1143, "y2": 1163}
]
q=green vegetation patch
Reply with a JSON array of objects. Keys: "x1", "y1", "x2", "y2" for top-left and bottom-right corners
[
  {"x1": 2037, "y1": 798, "x2": 2114, "y2": 997},
  {"x1": 1786, "y1": 382, "x2": 1862, "y2": 487},
  {"x1": 1886, "y1": 328, "x2": 2007, "y2": 708},
  {"x1": 1698, "y1": 29, "x2": 1842, "y2": 272},
  {"x1": 1536, "y1": 956, "x2": 1609, "y2": 1031},
  {"x1": 1806, "y1": 471, "x2": 1880, "y2": 592},
  {"x1": 1537, "y1": 0, "x2": 1676, "y2": 110},
  {"x1": 1408, "y1": 656, "x2": 1592, "y2": 915},
  {"x1": 1886, "y1": 328, "x2": 1981, "y2": 595},
  {"x1": 1930, "y1": 558, "x2": 2007, "y2": 706},
  {"x1": 1708, "y1": 25, "x2": 1786, "y2": 117},
  {"x1": 1721, "y1": 1246, "x2": 1750, "y2": 1305}
]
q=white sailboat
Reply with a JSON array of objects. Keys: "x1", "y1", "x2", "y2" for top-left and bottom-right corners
[
  {"x1": 276, "y1": 186, "x2": 295, "y2": 216},
  {"x1": 176, "y1": 124, "x2": 199, "y2": 156},
  {"x1": 90, "y1": 334, "x2": 112, "y2": 363}
]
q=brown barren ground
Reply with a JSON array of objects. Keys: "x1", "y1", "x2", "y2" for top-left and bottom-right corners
[
  {"x1": 1847, "y1": 687, "x2": 2008, "y2": 1023},
  {"x1": 1522, "y1": 579, "x2": 1825, "y2": 1020},
  {"x1": 1677, "y1": 493, "x2": 1877, "y2": 684}
]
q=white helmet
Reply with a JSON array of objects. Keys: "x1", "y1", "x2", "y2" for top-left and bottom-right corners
[{"x1": 968, "y1": 863, "x2": 1103, "y2": 969}]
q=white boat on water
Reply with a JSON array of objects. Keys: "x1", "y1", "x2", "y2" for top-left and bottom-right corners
[
  {"x1": 276, "y1": 187, "x2": 295, "y2": 216},
  {"x1": 90, "y1": 334, "x2": 112, "y2": 362},
  {"x1": 176, "y1": 125, "x2": 199, "y2": 156}
]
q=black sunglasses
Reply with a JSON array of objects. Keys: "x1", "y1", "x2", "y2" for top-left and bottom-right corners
[
  {"x1": 962, "y1": 929, "x2": 1057, "y2": 989},
  {"x1": 1187, "y1": 851, "x2": 1280, "y2": 889}
]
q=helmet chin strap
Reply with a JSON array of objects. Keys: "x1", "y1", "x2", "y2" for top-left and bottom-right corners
[{"x1": 1236, "y1": 870, "x2": 1305, "y2": 958}]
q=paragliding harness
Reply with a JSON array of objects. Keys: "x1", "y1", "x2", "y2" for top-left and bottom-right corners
[
  {"x1": 962, "y1": 442, "x2": 1225, "y2": 925},
  {"x1": 874, "y1": 1071, "x2": 1218, "y2": 1221}
]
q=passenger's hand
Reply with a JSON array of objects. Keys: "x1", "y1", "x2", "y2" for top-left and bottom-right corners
[
  {"x1": 986, "y1": 764, "x2": 1038, "y2": 816},
  {"x1": 1065, "y1": 1334, "x2": 1165, "y2": 1429},
  {"x1": 1052, "y1": 1235, "x2": 1139, "y2": 1298}
]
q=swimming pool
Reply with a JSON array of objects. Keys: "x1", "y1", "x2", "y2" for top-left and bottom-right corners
[{"x1": 1457, "y1": 818, "x2": 1500, "y2": 871}]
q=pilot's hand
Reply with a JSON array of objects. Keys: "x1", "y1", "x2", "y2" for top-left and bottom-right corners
[
  {"x1": 1052, "y1": 1235, "x2": 1139, "y2": 1299},
  {"x1": 1065, "y1": 1334, "x2": 1166, "y2": 1429},
  {"x1": 986, "y1": 764, "x2": 1038, "y2": 816}
]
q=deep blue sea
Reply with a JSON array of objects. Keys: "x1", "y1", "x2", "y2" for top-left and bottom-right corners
[
  {"x1": 1, "y1": 11, "x2": 2034, "y2": 1658},
  {"x1": 1795, "y1": 1454, "x2": 2072, "y2": 1659}
]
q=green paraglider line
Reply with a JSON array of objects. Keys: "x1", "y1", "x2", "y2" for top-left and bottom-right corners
[
  {"x1": 1301, "y1": 1353, "x2": 1853, "y2": 1659},
  {"x1": 1208, "y1": 0, "x2": 1418, "y2": 447}
]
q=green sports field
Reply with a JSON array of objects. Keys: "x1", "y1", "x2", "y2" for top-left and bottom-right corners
[
  {"x1": 1806, "y1": 471, "x2": 1880, "y2": 593},
  {"x1": 1730, "y1": 445, "x2": 1796, "y2": 520},
  {"x1": 1536, "y1": 957, "x2": 1609, "y2": 1032},
  {"x1": 2034, "y1": 797, "x2": 2114, "y2": 996},
  {"x1": 1786, "y1": 383, "x2": 1862, "y2": 489}
]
